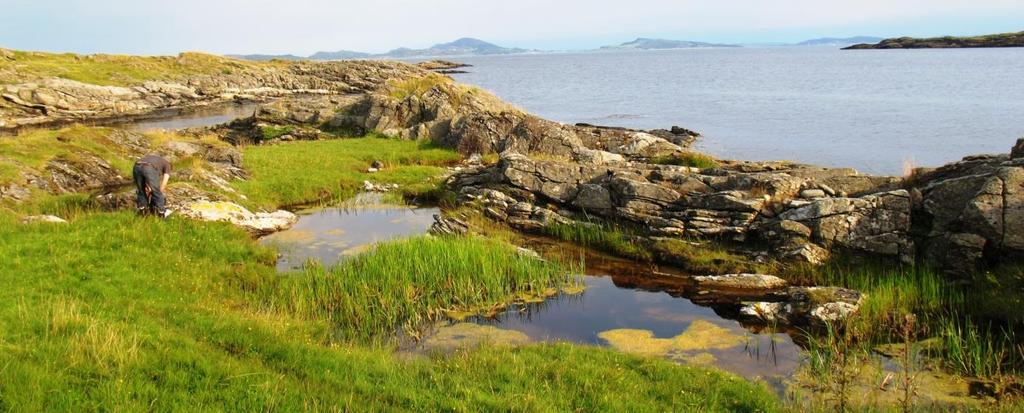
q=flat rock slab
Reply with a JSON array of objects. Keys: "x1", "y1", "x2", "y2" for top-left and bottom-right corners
[
  {"x1": 178, "y1": 201, "x2": 297, "y2": 236},
  {"x1": 692, "y1": 273, "x2": 788, "y2": 290}
]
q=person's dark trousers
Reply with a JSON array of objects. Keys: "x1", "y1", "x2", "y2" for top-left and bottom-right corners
[{"x1": 132, "y1": 163, "x2": 166, "y2": 215}]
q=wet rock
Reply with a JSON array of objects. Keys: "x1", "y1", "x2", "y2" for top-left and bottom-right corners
[
  {"x1": 429, "y1": 214, "x2": 469, "y2": 236},
  {"x1": 739, "y1": 302, "x2": 787, "y2": 322},
  {"x1": 787, "y1": 286, "x2": 864, "y2": 324},
  {"x1": 1012, "y1": 138, "x2": 1024, "y2": 159},
  {"x1": 810, "y1": 302, "x2": 860, "y2": 323},
  {"x1": 177, "y1": 201, "x2": 297, "y2": 236},
  {"x1": 572, "y1": 184, "x2": 614, "y2": 211},
  {"x1": 800, "y1": 188, "x2": 826, "y2": 199},
  {"x1": 692, "y1": 273, "x2": 788, "y2": 291},
  {"x1": 780, "y1": 242, "x2": 831, "y2": 265},
  {"x1": 363, "y1": 181, "x2": 397, "y2": 192}
]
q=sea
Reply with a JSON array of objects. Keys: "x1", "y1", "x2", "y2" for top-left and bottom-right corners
[{"x1": 445, "y1": 47, "x2": 1024, "y2": 175}]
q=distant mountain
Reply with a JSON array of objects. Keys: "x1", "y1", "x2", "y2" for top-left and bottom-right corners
[
  {"x1": 844, "y1": 31, "x2": 1024, "y2": 49},
  {"x1": 600, "y1": 38, "x2": 740, "y2": 50},
  {"x1": 227, "y1": 54, "x2": 305, "y2": 61},
  {"x1": 309, "y1": 50, "x2": 371, "y2": 60},
  {"x1": 287, "y1": 38, "x2": 529, "y2": 61},
  {"x1": 796, "y1": 36, "x2": 883, "y2": 46},
  {"x1": 381, "y1": 38, "x2": 528, "y2": 58}
]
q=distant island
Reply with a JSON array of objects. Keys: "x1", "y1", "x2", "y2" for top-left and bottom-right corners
[
  {"x1": 599, "y1": 37, "x2": 740, "y2": 50},
  {"x1": 230, "y1": 37, "x2": 743, "y2": 61},
  {"x1": 231, "y1": 38, "x2": 529, "y2": 61},
  {"x1": 844, "y1": 31, "x2": 1024, "y2": 49},
  {"x1": 796, "y1": 36, "x2": 883, "y2": 46}
]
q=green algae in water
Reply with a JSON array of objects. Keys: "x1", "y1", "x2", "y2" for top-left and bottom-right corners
[
  {"x1": 420, "y1": 323, "x2": 531, "y2": 353},
  {"x1": 598, "y1": 320, "x2": 748, "y2": 358}
]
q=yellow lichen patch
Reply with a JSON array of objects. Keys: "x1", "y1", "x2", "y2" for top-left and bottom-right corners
[
  {"x1": 190, "y1": 200, "x2": 247, "y2": 214},
  {"x1": 420, "y1": 323, "x2": 531, "y2": 353},
  {"x1": 599, "y1": 320, "x2": 747, "y2": 360}
]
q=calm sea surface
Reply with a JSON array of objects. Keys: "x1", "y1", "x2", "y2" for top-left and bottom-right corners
[{"x1": 447, "y1": 47, "x2": 1024, "y2": 175}]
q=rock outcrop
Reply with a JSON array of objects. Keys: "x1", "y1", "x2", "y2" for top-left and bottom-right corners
[
  {"x1": 445, "y1": 137, "x2": 1024, "y2": 275},
  {"x1": 739, "y1": 286, "x2": 865, "y2": 325},
  {"x1": 448, "y1": 149, "x2": 910, "y2": 265},
  {"x1": 1, "y1": 55, "x2": 427, "y2": 130},
  {"x1": 326, "y1": 78, "x2": 692, "y2": 158},
  {"x1": 911, "y1": 139, "x2": 1024, "y2": 276},
  {"x1": 177, "y1": 201, "x2": 297, "y2": 236}
]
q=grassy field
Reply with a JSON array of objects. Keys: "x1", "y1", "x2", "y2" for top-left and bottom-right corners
[
  {"x1": 233, "y1": 135, "x2": 461, "y2": 208},
  {"x1": 0, "y1": 210, "x2": 781, "y2": 411},
  {"x1": 0, "y1": 50, "x2": 267, "y2": 86}
]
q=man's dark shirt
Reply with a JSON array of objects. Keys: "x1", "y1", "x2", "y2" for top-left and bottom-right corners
[{"x1": 138, "y1": 155, "x2": 172, "y2": 176}]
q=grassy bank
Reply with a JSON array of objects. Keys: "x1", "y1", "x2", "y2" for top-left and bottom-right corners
[
  {"x1": 233, "y1": 135, "x2": 460, "y2": 208},
  {"x1": 783, "y1": 258, "x2": 1024, "y2": 409},
  {"x1": 0, "y1": 211, "x2": 780, "y2": 411},
  {"x1": 261, "y1": 236, "x2": 578, "y2": 341},
  {"x1": 0, "y1": 50, "x2": 267, "y2": 86}
]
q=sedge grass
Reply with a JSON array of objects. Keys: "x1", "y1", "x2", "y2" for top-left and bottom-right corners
[{"x1": 263, "y1": 236, "x2": 579, "y2": 342}]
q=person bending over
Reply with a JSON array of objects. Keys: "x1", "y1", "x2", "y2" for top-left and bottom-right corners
[{"x1": 133, "y1": 154, "x2": 172, "y2": 217}]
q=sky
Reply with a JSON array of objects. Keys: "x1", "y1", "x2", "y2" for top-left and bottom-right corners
[{"x1": 1, "y1": 0, "x2": 1023, "y2": 55}]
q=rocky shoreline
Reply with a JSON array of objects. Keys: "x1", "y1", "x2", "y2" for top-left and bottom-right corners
[
  {"x1": 3, "y1": 51, "x2": 1022, "y2": 281},
  {"x1": 844, "y1": 31, "x2": 1024, "y2": 49}
]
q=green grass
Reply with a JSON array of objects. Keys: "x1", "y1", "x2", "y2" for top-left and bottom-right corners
[
  {"x1": 260, "y1": 236, "x2": 578, "y2": 342},
  {"x1": 0, "y1": 211, "x2": 781, "y2": 411},
  {"x1": 387, "y1": 73, "x2": 453, "y2": 100},
  {"x1": 784, "y1": 258, "x2": 1024, "y2": 383},
  {"x1": 0, "y1": 126, "x2": 133, "y2": 183},
  {"x1": 0, "y1": 50, "x2": 268, "y2": 86},
  {"x1": 783, "y1": 262, "x2": 957, "y2": 339},
  {"x1": 258, "y1": 125, "x2": 294, "y2": 140},
  {"x1": 543, "y1": 221, "x2": 652, "y2": 261},
  {"x1": 652, "y1": 152, "x2": 720, "y2": 169},
  {"x1": 232, "y1": 135, "x2": 461, "y2": 208},
  {"x1": 539, "y1": 219, "x2": 759, "y2": 274},
  {"x1": 0, "y1": 126, "x2": 233, "y2": 202}
]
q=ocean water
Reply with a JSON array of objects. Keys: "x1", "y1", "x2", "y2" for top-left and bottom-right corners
[{"x1": 447, "y1": 47, "x2": 1024, "y2": 175}]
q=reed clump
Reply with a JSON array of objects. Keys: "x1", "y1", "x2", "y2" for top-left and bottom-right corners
[{"x1": 263, "y1": 236, "x2": 579, "y2": 342}]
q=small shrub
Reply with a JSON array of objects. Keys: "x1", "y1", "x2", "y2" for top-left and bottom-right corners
[{"x1": 652, "y1": 152, "x2": 720, "y2": 169}]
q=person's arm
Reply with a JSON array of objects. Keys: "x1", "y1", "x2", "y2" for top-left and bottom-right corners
[{"x1": 161, "y1": 173, "x2": 170, "y2": 192}]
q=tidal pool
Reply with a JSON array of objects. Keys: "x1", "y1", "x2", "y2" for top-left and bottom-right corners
[
  {"x1": 261, "y1": 193, "x2": 439, "y2": 271},
  {"x1": 413, "y1": 245, "x2": 804, "y2": 391},
  {"x1": 121, "y1": 102, "x2": 261, "y2": 131}
]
